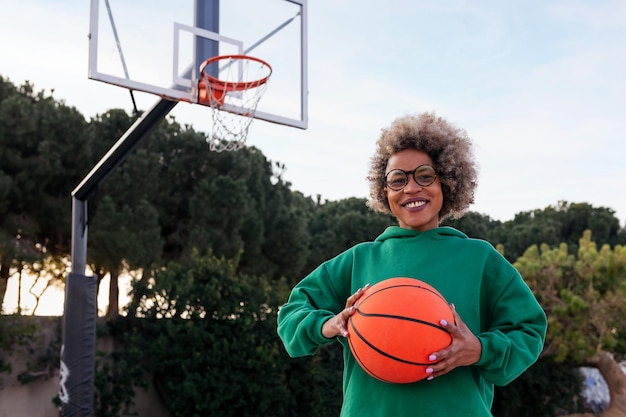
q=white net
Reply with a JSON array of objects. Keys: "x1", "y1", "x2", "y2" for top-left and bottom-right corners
[{"x1": 198, "y1": 55, "x2": 272, "y2": 152}]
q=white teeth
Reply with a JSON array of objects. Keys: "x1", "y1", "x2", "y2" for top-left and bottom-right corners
[{"x1": 405, "y1": 201, "x2": 426, "y2": 208}]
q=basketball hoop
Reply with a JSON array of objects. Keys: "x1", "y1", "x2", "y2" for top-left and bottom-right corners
[{"x1": 198, "y1": 55, "x2": 272, "y2": 152}]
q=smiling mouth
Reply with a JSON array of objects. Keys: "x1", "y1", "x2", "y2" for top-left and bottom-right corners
[{"x1": 404, "y1": 200, "x2": 427, "y2": 208}]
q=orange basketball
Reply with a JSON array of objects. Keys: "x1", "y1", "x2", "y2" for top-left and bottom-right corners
[{"x1": 347, "y1": 277, "x2": 454, "y2": 383}]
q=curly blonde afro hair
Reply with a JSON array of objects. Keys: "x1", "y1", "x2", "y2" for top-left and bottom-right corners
[{"x1": 367, "y1": 112, "x2": 478, "y2": 221}]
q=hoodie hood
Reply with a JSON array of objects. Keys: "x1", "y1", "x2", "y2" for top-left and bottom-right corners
[{"x1": 375, "y1": 225, "x2": 468, "y2": 243}]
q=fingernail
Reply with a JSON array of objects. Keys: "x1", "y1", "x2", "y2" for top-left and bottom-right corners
[
  {"x1": 426, "y1": 367, "x2": 433, "y2": 374},
  {"x1": 440, "y1": 319, "x2": 448, "y2": 326},
  {"x1": 451, "y1": 303, "x2": 456, "y2": 310},
  {"x1": 343, "y1": 331, "x2": 348, "y2": 337},
  {"x1": 428, "y1": 354, "x2": 437, "y2": 361},
  {"x1": 427, "y1": 376, "x2": 434, "y2": 381},
  {"x1": 349, "y1": 306, "x2": 355, "y2": 313}
]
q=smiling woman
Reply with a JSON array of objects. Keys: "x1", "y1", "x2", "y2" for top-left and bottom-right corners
[
  {"x1": 277, "y1": 111, "x2": 547, "y2": 417},
  {"x1": 383, "y1": 149, "x2": 443, "y2": 231},
  {"x1": 367, "y1": 112, "x2": 478, "y2": 221}
]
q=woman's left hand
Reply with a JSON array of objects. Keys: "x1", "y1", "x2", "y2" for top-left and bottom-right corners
[{"x1": 424, "y1": 304, "x2": 482, "y2": 380}]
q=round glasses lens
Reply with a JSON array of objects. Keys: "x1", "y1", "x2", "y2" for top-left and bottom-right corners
[
  {"x1": 385, "y1": 170, "x2": 408, "y2": 191},
  {"x1": 414, "y1": 165, "x2": 437, "y2": 186}
]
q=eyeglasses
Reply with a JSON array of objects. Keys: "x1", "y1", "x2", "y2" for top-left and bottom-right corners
[{"x1": 384, "y1": 164, "x2": 437, "y2": 191}]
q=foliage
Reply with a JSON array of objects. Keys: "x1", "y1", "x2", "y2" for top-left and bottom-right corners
[
  {"x1": 508, "y1": 231, "x2": 626, "y2": 415},
  {"x1": 0, "y1": 315, "x2": 40, "y2": 382},
  {"x1": 0, "y1": 75, "x2": 91, "y2": 312},
  {"x1": 441, "y1": 210, "x2": 501, "y2": 240},
  {"x1": 125, "y1": 252, "x2": 318, "y2": 417},
  {"x1": 492, "y1": 359, "x2": 585, "y2": 417},
  {"x1": 516, "y1": 230, "x2": 626, "y2": 363},
  {"x1": 305, "y1": 197, "x2": 396, "y2": 277},
  {"x1": 313, "y1": 343, "x2": 345, "y2": 416},
  {"x1": 500, "y1": 202, "x2": 625, "y2": 261},
  {"x1": 92, "y1": 320, "x2": 149, "y2": 417},
  {"x1": 16, "y1": 317, "x2": 61, "y2": 386},
  {"x1": 89, "y1": 114, "x2": 316, "y2": 311},
  {"x1": 0, "y1": 77, "x2": 89, "y2": 257},
  {"x1": 444, "y1": 201, "x2": 626, "y2": 262},
  {"x1": 86, "y1": 109, "x2": 164, "y2": 316}
]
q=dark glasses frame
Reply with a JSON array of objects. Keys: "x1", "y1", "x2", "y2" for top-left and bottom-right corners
[{"x1": 384, "y1": 164, "x2": 437, "y2": 191}]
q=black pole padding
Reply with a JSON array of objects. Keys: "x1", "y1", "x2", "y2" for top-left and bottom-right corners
[{"x1": 59, "y1": 273, "x2": 99, "y2": 417}]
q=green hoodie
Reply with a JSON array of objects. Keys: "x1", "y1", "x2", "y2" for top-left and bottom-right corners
[{"x1": 277, "y1": 226, "x2": 547, "y2": 416}]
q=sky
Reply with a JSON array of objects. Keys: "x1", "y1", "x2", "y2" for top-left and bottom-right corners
[
  {"x1": 1, "y1": 0, "x2": 625, "y2": 315},
  {"x1": 2, "y1": 0, "x2": 626, "y2": 225}
]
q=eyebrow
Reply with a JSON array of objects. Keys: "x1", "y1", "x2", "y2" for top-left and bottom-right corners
[{"x1": 385, "y1": 165, "x2": 435, "y2": 175}]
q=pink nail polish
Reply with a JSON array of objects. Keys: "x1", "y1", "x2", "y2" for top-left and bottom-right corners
[
  {"x1": 429, "y1": 354, "x2": 437, "y2": 361},
  {"x1": 440, "y1": 319, "x2": 448, "y2": 326}
]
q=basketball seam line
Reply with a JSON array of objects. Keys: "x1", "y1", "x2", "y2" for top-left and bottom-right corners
[
  {"x1": 348, "y1": 337, "x2": 400, "y2": 384},
  {"x1": 348, "y1": 319, "x2": 436, "y2": 366},
  {"x1": 354, "y1": 309, "x2": 451, "y2": 334},
  {"x1": 362, "y1": 283, "x2": 449, "y2": 305}
]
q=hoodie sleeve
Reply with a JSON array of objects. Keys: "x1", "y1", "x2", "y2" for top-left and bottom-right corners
[
  {"x1": 277, "y1": 254, "x2": 352, "y2": 358},
  {"x1": 474, "y1": 265, "x2": 547, "y2": 386}
]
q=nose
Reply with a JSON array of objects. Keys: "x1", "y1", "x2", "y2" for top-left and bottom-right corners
[{"x1": 403, "y1": 175, "x2": 422, "y2": 192}]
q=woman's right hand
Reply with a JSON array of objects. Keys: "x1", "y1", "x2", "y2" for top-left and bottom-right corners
[{"x1": 322, "y1": 284, "x2": 370, "y2": 338}]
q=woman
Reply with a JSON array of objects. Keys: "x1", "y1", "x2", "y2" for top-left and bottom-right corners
[{"x1": 277, "y1": 112, "x2": 547, "y2": 416}]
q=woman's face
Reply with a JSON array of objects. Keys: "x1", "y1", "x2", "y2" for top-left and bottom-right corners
[{"x1": 384, "y1": 149, "x2": 443, "y2": 231}]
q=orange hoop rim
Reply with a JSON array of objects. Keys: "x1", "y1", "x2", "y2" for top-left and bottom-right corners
[{"x1": 199, "y1": 54, "x2": 273, "y2": 92}]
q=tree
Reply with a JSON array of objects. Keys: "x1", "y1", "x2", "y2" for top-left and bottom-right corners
[
  {"x1": 84, "y1": 109, "x2": 320, "y2": 317},
  {"x1": 89, "y1": 196, "x2": 162, "y2": 318},
  {"x1": 491, "y1": 357, "x2": 584, "y2": 417},
  {"x1": 123, "y1": 252, "x2": 319, "y2": 417},
  {"x1": 492, "y1": 202, "x2": 626, "y2": 262},
  {"x1": 516, "y1": 231, "x2": 626, "y2": 417},
  {"x1": 305, "y1": 197, "x2": 395, "y2": 277},
  {"x1": 136, "y1": 124, "x2": 313, "y2": 282},
  {"x1": 82, "y1": 109, "x2": 164, "y2": 317},
  {"x1": 0, "y1": 76, "x2": 90, "y2": 312},
  {"x1": 0, "y1": 314, "x2": 39, "y2": 383},
  {"x1": 441, "y1": 211, "x2": 501, "y2": 240}
]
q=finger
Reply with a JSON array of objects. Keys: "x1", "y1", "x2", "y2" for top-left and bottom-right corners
[
  {"x1": 344, "y1": 305, "x2": 356, "y2": 317},
  {"x1": 355, "y1": 283, "x2": 371, "y2": 299},
  {"x1": 450, "y1": 303, "x2": 462, "y2": 325},
  {"x1": 439, "y1": 316, "x2": 458, "y2": 338},
  {"x1": 425, "y1": 359, "x2": 452, "y2": 379},
  {"x1": 339, "y1": 306, "x2": 357, "y2": 337},
  {"x1": 427, "y1": 365, "x2": 451, "y2": 380},
  {"x1": 338, "y1": 323, "x2": 349, "y2": 338},
  {"x1": 447, "y1": 308, "x2": 471, "y2": 336},
  {"x1": 430, "y1": 317, "x2": 459, "y2": 360},
  {"x1": 441, "y1": 304, "x2": 467, "y2": 336},
  {"x1": 345, "y1": 283, "x2": 370, "y2": 308}
]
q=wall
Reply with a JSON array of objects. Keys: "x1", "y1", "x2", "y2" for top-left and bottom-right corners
[{"x1": 0, "y1": 316, "x2": 170, "y2": 417}]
